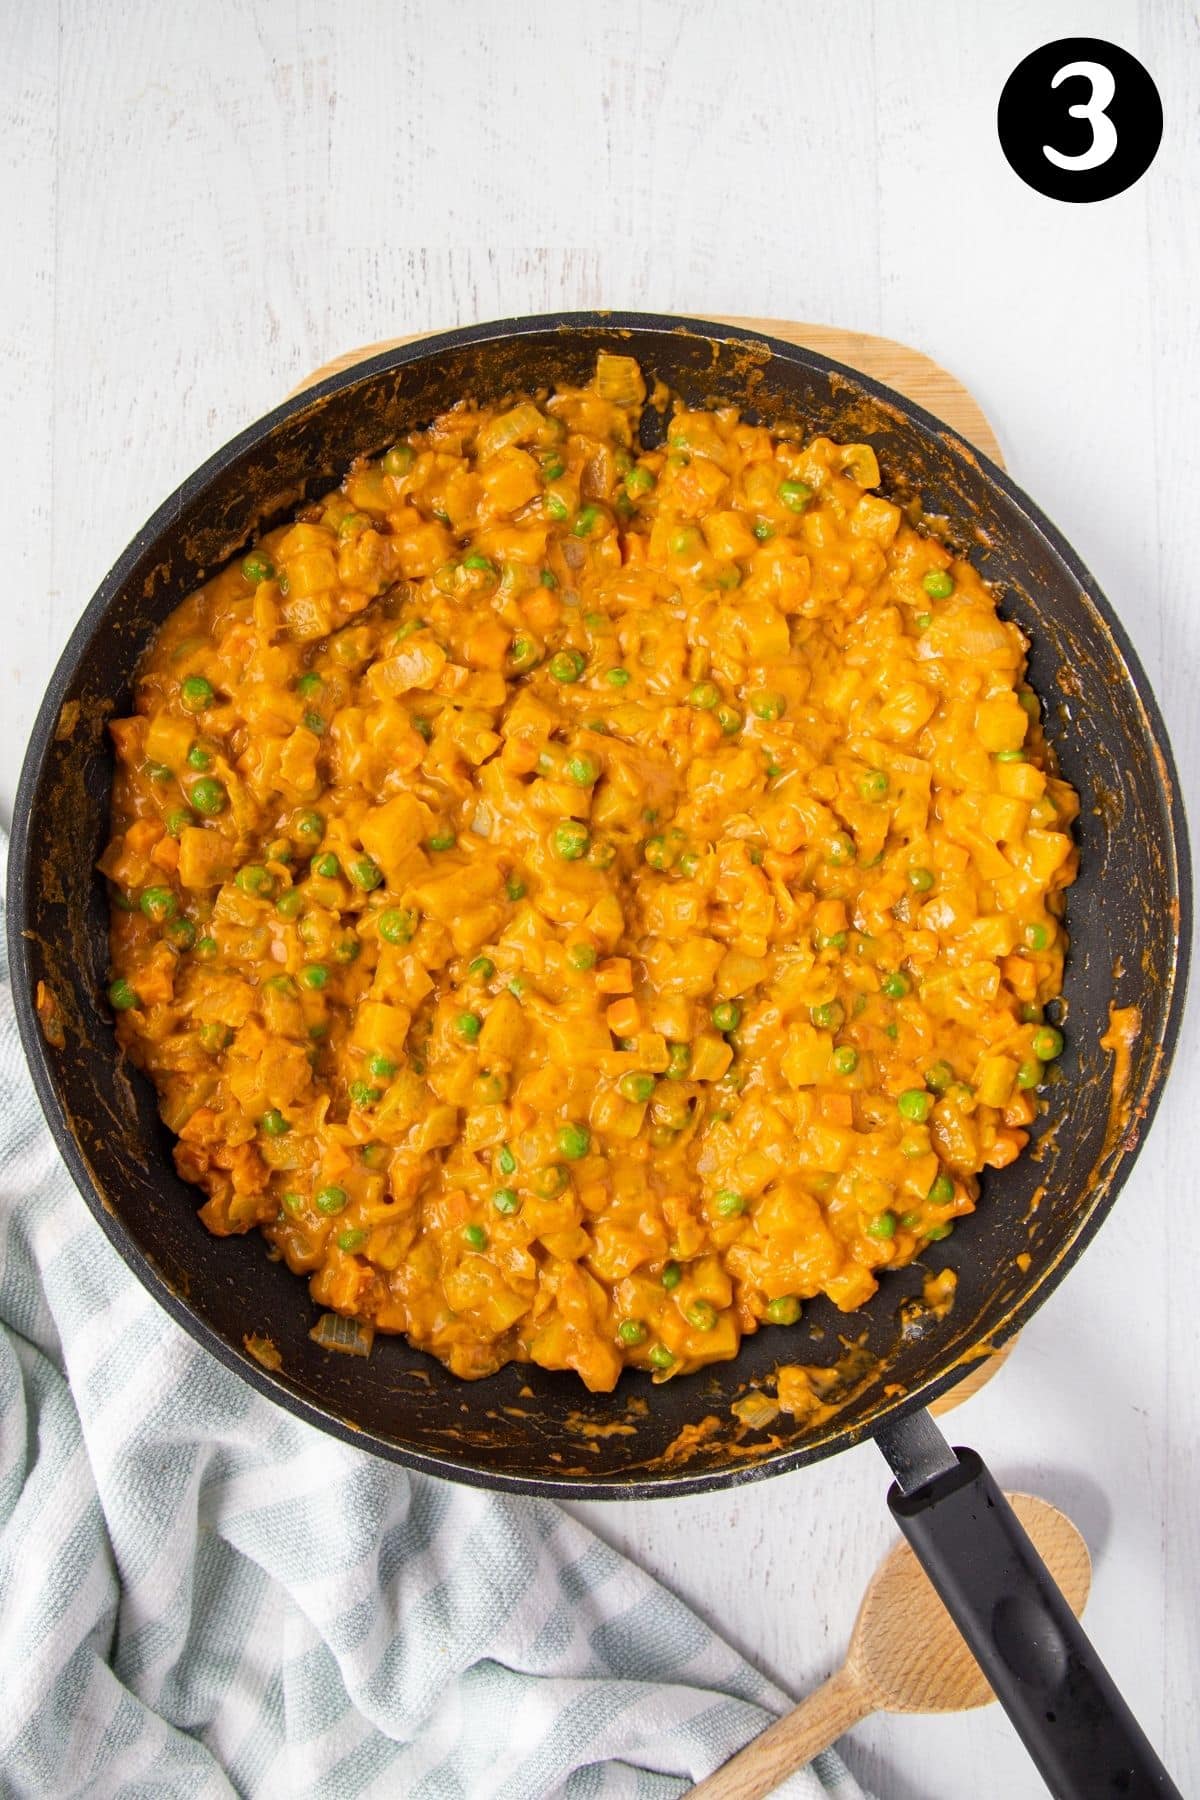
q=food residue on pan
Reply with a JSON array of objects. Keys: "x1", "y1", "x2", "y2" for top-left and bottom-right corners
[
  {"x1": 35, "y1": 980, "x2": 66, "y2": 1050},
  {"x1": 1100, "y1": 1003, "x2": 1141, "y2": 1155},
  {"x1": 243, "y1": 1332, "x2": 283, "y2": 1371},
  {"x1": 921, "y1": 1267, "x2": 958, "y2": 1319}
]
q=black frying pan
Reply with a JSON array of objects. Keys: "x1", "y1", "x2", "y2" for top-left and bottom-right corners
[{"x1": 8, "y1": 315, "x2": 1190, "y2": 1796}]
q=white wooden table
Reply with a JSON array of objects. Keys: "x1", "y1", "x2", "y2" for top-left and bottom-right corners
[{"x1": 5, "y1": 3, "x2": 1197, "y2": 1794}]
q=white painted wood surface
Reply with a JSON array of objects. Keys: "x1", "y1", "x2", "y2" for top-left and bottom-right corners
[{"x1": 3, "y1": 3, "x2": 1197, "y2": 1794}]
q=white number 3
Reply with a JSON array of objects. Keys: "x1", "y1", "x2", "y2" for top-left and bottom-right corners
[{"x1": 1043, "y1": 60, "x2": 1119, "y2": 171}]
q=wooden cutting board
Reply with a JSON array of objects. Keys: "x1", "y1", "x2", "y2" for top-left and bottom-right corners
[
  {"x1": 292, "y1": 317, "x2": 1010, "y2": 1416},
  {"x1": 292, "y1": 316, "x2": 1005, "y2": 469}
]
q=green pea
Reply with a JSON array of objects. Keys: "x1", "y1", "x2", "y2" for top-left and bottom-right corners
[
  {"x1": 336, "y1": 1229, "x2": 368, "y2": 1253},
  {"x1": 779, "y1": 479, "x2": 813, "y2": 513},
  {"x1": 898, "y1": 1089, "x2": 932, "y2": 1123},
  {"x1": 866, "y1": 1211, "x2": 896, "y2": 1240},
  {"x1": 753, "y1": 520, "x2": 775, "y2": 541},
  {"x1": 677, "y1": 851, "x2": 701, "y2": 878},
  {"x1": 565, "y1": 754, "x2": 599, "y2": 787},
  {"x1": 293, "y1": 811, "x2": 323, "y2": 844},
  {"x1": 567, "y1": 942, "x2": 597, "y2": 971},
  {"x1": 300, "y1": 963, "x2": 329, "y2": 990},
  {"x1": 924, "y1": 1060, "x2": 954, "y2": 1094},
  {"x1": 766, "y1": 1295, "x2": 801, "y2": 1325},
  {"x1": 242, "y1": 552, "x2": 275, "y2": 585},
  {"x1": 606, "y1": 668, "x2": 632, "y2": 688},
  {"x1": 666, "y1": 1043, "x2": 692, "y2": 1080},
  {"x1": 180, "y1": 675, "x2": 214, "y2": 714},
  {"x1": 412, "y1": 715, "x2": 433, "y2": 743},
  {"x1": 347, "y1": 856, "x2": 382, "y2": 892},
  {"x1": 296, "y1": 673, "x2": 324, "y2": 701},
  {"x1": 427, "y1": 831, "x2": 457, "y2": 852},
  {"x1": 833, "y1": 1046, "x2": 859, "y2": 1076},
  {"x1": 926, "y1": 1222, "x2": 954, "y2": 1241},
  {"x1": 686, "y1": 1299, "x2": 718, "y2": 1332},
  {"x1": 468, "y1": 956, "x2": 495, "y2": 981},
  {"x1": 922, "y1": 570, "x2": 954, "y2": 599},
  {"x1": 1025, "y1": 922, "x2": 1050, "y2": 951},
  {"x1": 139, "y1": 886, "x2": 178, "y2": 923},
  {"x1": 648, "y1": 1345, "x2": 675, "y2": 1370},
  {"x1": 907, "y1": 866, "x2": 934, "y2": 893},
  {"x1": 538, "y1": 452, "x2": 565, "y2": 481},
  {"x1": 276, "y1": 888, "x2": 304, "y2": 920},
  {"x1": 456, "y1": 1011, "x2": 482, "y2": 1041},
  {"x1": 1033, "y1": 1026, "x2": 1064, "y2": 1062},
  {"x1": 994, "y1": 748, "x2": 1027, "y2": 764},
  {"x1": 190, "y1": 777, "x2": 227, "y2": 816},
  {"x1": 145, "y1": 763, "x2": 174, "y2": 784},
  {"x1": 314, "y1": 1185, "x2": 348, "y2": 1215},
  {"x1": 198, "y1": 1020, "x2": 231, "y2": 1052},
  {"x1": 711, "y1": 1001, "x2": 741, "y2": 1033},
  {"x1": 810, "y1": 1000, "x2": 844, "y2": 1031},
  {"x1": 489, "y1": 1187, "x2": 520, "y2": 1217},
  {"x1": 557, "y1": 1121, "x2": 591, "y2": 1161},
  {"x1": 915, "y1": 612, "x2": 932, "y2": 631},
  {"x1": 618, "y1": 1072, "x2": 656, "y2": 1104},
  {"x1": 688, "y1": 681, "x2": 721, "y2": 711},
  {"x1": 749, "y1": 691, "x2": 786, "y2": 721},
  {"x1": 571, "y1": 505, "x2": 600, "y2": 538},
  {"x1": 165, "y1": 917, "x2": 197, "y2": 950},
  {"x1": 552, "y1": 820, "x2": 589, "y2": 861},
  {"x1": 107, "y1": 977, "x2": 138, "y2": 1011},
  {"x1": 261, "y1": 1109, "x2": 290, "y2": 1137},
  {"x1": 1019, "y1": 690, "x2": 1040, "y2": 718},
  {"x1": 348, "y1": 1081, "x2": 381, "y2": 1107},
  {"x1": 858, "y1": 769, "x2": 888, "y2": 800},
  {"x1": 881, "y1": 971, "x2": 909, "y2": 999},
  {"x1": 533, "y1": 1162, "x2": 568, "y2": 1198},
  {"x1": 642, "y1": 835, "x2": 673, "y2": 871},
  {"x1": 549, "y1": 648, "x2": 586, "y2": 683},
  {"x1": 655, "y1": 1264, "x2": 681, "y2": 1295},
  {"x1": 303, "y1": 710, "x2": 326, "y2": 736},
  {"x1": 819, "y1": 930, "x2": 848, "y2": 950},
  {"x1": 826, "y1": 834, "x2": 855, "y2": 866},
  {"x1": 195, "y1": 936, "x2": 218, "y2": 959},
  {"x1": 928, "y1": 1173, "x2": 955, "y2": 1205},
  {"x1": 236, "y1": 865, "x2": 274, "y2": 898},
  {"x1": 497, "y1": 1144, "x2": 517, "y2": 1177},
  {"x1": 715, "y1": 1189, "x2": 745, "y2": 1218},
  {"x1": 508, "y1": 635, "x2": 542, "y2": 673},
  {"x1": 383, "y1": 443, "x2": 414, "y2": 476},
  {"x1": 715, "y1": 703, "x2": 742, "y2": 736},
  {"x1": 164, "y1": 808, "x2": 193, "y2": 837},
  {"x1": 379, "y1": 907, "x2": 417, "y2": 944},
  {"x1": 624, "y1": 466, "x2": 655, "y2": 497},
  {"x1": 462, "y1": 552, "x2": 495, "y2": 575},
  {"x1": 612, "y1": 1319, "x2": 644, "y2": 1349},
  {"x1": 506, "y1": 877, "x2": 526, "y2": 902},
  {"x1": 586, "y1": 840, "x2": 616, "y2": 871},
  {"x1": 1017, "y1": 1058, "x2": 1044, "y2": 1090}
]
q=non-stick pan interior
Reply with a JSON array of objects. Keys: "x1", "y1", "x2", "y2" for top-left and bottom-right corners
[{"x1": 9, "y1": 314, "x2": 1189, "y2": 1495}]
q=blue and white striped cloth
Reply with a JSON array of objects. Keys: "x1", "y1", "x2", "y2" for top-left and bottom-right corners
[{"x1": 0, "y1": 847, "x2": 868, "y2": 1798}]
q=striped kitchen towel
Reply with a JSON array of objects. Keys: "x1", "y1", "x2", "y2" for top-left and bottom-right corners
[{"x1": 0, "y1": 848, "x2": 867, "y2": 1799}]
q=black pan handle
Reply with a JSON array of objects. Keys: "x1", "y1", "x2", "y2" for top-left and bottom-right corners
[{"x1": 875, "y1": 1409, "x2": 1180, "y2": 1799}]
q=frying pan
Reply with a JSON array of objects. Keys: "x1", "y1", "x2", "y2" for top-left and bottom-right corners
[{"x1": 8, "y1": 314, "x2": 1189, "y2": 1796}]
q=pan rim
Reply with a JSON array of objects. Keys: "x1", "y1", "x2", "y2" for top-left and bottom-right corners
[{"x1": 7, "y1": 309, "x2": 1192, "y2": 1498}]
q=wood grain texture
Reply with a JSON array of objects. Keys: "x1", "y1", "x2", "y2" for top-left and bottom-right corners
[
  {"x1": 292, "y1": 319, "x2": 1005, "y2": 467},
  {"x1": 694, "y1": 1495, "x2": 1091, "y2": 1799},
  {"x1": 3, "y1": 4, "x2": 1197, "y2": 1795}
]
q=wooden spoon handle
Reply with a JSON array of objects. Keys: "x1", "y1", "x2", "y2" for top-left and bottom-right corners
[{"x1": 692, "y1": 1665, "x2": 870, "y2": 1799}]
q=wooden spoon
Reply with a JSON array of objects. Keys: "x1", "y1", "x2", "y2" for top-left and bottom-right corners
[{"x1": 692, "y1": 1493, "x2": 1090, "y2": 1800}]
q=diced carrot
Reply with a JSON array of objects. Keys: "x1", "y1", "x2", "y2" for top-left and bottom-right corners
[
  {"x1": 595, "y1": 957, "x2": 633, "y2": 994},
  {"x1": 605, "y1": 997, "x2": 640, "y2": 1037}
]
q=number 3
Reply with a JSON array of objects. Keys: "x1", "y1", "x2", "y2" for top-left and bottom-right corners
[{"x1": 1043, "y1": 60, "x2": 1118, "y2": 171}]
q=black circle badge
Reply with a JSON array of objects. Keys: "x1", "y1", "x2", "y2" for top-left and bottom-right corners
[{"x1": 998, "y1": 38, "x2": 1162, "y2": 202}]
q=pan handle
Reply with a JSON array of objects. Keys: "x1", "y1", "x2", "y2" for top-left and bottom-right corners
[{"x1": 875, "y1": 1409, "x2": 1181, "y2": 1799}]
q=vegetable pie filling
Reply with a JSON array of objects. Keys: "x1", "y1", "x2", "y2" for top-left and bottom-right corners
[{"x1": 102, "y1": 354, "x2": 1076, "y2": 1391}]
